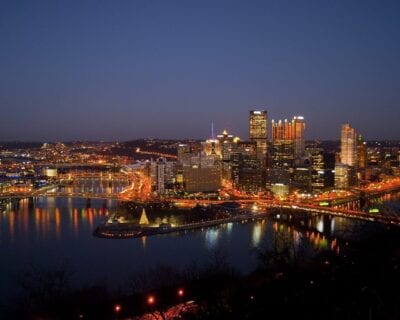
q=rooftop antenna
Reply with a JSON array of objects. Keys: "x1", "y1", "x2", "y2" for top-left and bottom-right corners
[{"x1": 211, "y1": 121, "x2": 215, "y2": 140}]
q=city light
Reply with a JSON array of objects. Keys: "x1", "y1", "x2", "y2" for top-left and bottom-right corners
[
  {"x1": 114, "y1": 304, "x2": 121, "y2": 313},
  {"x1": 147, "y1": 295, "x2": 155, "y2": 305},
  {"x1": 2, "y1": 2, "x2": 400, "y2": 319}
]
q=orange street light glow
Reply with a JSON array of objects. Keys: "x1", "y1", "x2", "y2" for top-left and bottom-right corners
[
  {"x1": 114, "y1": 304, "x2": 121, "y2": 313},
  {"x1": 147, "y1": 295, "x2": 155, "y2": 305}
]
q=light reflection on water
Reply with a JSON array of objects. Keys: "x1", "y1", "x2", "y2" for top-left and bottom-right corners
[
  {"x1": 252, "y1": 222, "x2": 264, "y2": 247},
  {"x1": 1, "y1": 181, "x2": 392, "y2": 303},
  {"x1": 205, "y1": 228, "x2": 219, "y2": 249},
  {"x1": 59, "y1": 180, "x2": 128, "y2": 195},
  {"x1": 316, "y1": 219, "x2": 324, "y2": 233},
  {"x1": 0, "y1": 201, "x2": 349, "y2": 256}
]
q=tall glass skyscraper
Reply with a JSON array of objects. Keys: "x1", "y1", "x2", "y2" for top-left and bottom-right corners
[
  {"x1": 249, "y1": 110, "x2": 268, "y2": 166},
  {"x1": 340, "y1": 123, "x2": 357, "y2": 166},
  {"x1": 292, "y1": 116, "x2": 306, "y2": 159},
  {"x1": 335, "y1": 123, "x2": 358, "y2": 188},
  {"x1": 271, "y1": 116, "x2": 306, "y2": 164}
]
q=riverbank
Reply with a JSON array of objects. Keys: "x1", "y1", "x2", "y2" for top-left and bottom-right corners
[{"x1": 93, "y1": 211, "x2": 271, "y2": 239}]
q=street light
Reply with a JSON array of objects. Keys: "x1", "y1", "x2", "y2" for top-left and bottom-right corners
[
  {"x1": 114, "y1": 304, "x2": 122, "y2": 313},
  {"x1": 147, "y1": 295, "x2": 155, "y2": 305}
]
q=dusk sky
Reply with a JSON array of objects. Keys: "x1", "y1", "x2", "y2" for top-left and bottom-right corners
[{"x1": 1, "y1": 0, "x2": 399, "y2": 141}]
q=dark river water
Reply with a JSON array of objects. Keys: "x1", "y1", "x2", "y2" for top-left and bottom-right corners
[{"x1": 0, "y1": 181, "x2": 395, "y2": 304}]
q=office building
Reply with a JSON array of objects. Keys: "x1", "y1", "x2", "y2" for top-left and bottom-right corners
[
  {"x1": 357, "y1": 134, "x2": 367, "y2": 169},
  {"x1": 249, "y1": 110, "x2": 268, "y2": 166},
  {"x1": 216, "y1": 129, "x2": 238, "y2": 161},
  {"x1": 230, "y1": 141, "x2": 264, "y2": 193},
  {"x1": 182, "y1": 154, "x2": 221, "y2": 193},
  {"x1": 271, "y1": 119, "x2": 295, "y2": 169},
  {"x1": 149, "y1": 157, "x2": 175, "y2": 195},
  {"x1": 271, "y1": 116, "x2": 306, "y2": 168},
  {"x1": 334, "y1": 163, "x2": 356, "y2": 189},
  {"x1": 335, "y1": 124, "x2": 358, "y2": 188},
  {"x1": 340, "y1": 124, "x2": 357, "y2": 166},
  {"x1": 216, "y1": 129, "x2": 240, "y2": 180},
  {"x1": 293, "y1": 116, "x2": 306, "y2": 159},
  {"x1": 306, "y1": 146, "x2": 325, "y2": 190}
]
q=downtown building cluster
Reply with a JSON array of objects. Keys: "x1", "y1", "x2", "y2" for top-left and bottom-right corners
[
  {"x1": 138, "y1": 111, "x2": 323, "y2": 198},
  {"x1": 1, "y1": 113, "x2": 400, "y2": 200},
  {"x1": 135, "y1": 110, "x2": 400, "y2": 199}
]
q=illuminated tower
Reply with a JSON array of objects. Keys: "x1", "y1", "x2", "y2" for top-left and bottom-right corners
[
  {"x1": 271, "y1": 116, "x2": 305, "y2": 168},
  {"x1": 216, "y1": 129, "x2": 236, "y2": 161},
  {"x1": 356, "y1": 134, "x2": 367, "y2": 169},
  {"x1": 271, "y1": 119, "x2": 294, "y2": 169},
  {"x1": 249, "y1": 110, "x2": 268, "y2": 166},
  {"x1": 216, "y1": 129, "x2": 239, "y2": 181},
  {"x1": 340, "y1": 124, "x2": 357, "y2": 166},
  {"x1": 356, "y1": 134, "x2": 367, "y2": 181},
  {"x1": 202, "y1": 122, "x2": 221, "y2": 158},
  {"x1": 292, "y1": 116, "x2": 305, "y2": 159},
  {"x1": 335, "y1": 124, "x2": 358, "y2": 188}
]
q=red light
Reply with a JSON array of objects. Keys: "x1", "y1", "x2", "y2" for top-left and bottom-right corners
[
  {"x1": 147, "y1": 295, "x2": 155, "y2": 305},
  {"x1": 114, "y1": 304, "x2": 121, "y2": 313},
  {"x1": 178, "y1": 288, "x2": 184, "y2": 297}
]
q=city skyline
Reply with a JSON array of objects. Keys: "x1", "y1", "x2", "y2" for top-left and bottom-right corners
[
  {"x1": 0, "y1": 114, "x2": 396, "y2": 143},
  {"x1": 1, "y1": 1, "x2": 400, "y2": 141},
  {"x1": 1, "y1": 2, "x2": 400, "y2": 318}
]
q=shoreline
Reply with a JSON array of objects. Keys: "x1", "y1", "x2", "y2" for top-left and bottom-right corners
[{"x1": 93, "y1": 211, "x2": 270, "y2": 239}]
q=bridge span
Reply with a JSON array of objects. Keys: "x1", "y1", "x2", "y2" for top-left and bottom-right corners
[
  {"x1": 269, "y1": 203, "x2": 400, "y2": 227},
  {"x1": 1, "y1": 190, "x2": 400, "y2": 227}
]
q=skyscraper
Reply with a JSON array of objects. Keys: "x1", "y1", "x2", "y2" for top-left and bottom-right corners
[
  {"x1": 292, "y1": 116, "x2": 306, "y2": 159},
  {"x1": 271, "y1": 119, "x2": 294, "y2": 169},
  {"x1": 356, "y1": 134, "x2": 367, "y2": 169},
  {"x1": 306, "y1": 145, "x2": 325, "y2": 190},
  {"x1": 249, "y1": 110, "x2": 268, "y2": 166},
  {"x1": 230, "y1": 141, "x2": 264, "y2": 193},
  {"x1": 270, "y1": 116, "x2": 306, "y2": 168},
  {"x1": 335, "y1": 123, "x2": 358, "y2": 188},
  {"x1": 182, "y1": 154, "x2": 221, "y2": 192},
  {"x1": 216, "y1": 129, "x2": 236, "y2": 161},
  {"x1": 340, "y1": 123, "x2": 357, "y2": 166},
  {"x1": 202, "y1": 122, "x2": 221, "y2": 158}
]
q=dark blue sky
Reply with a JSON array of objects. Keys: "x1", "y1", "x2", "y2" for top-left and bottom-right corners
[{"x1": 1, "y1": 0, "x2": 399, "y2": 141}]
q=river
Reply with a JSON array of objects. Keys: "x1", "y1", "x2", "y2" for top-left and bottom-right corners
[{"x1": 0, "y1": 180, "x2": 393, "y2": 305}]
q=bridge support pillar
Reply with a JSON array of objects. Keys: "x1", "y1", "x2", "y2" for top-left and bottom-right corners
[
  {"x1": 11, "y1": 198, "x2": 20, "y2": 210},
  {"x1": 323, "y1": 215, "x2": 332, "y2": 236},
  {"x1": 359, "y1": 191, "x2": 367, "y2": 209},
  {"x1": 86, "y1": 198, "x2": 91, "y2": 208},
  {"x1": 28, "y1": 197, "x2": 36, "y2": 208}
]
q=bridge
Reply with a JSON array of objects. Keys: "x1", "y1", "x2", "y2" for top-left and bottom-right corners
[
  {"x1": 2, "y1": 175, "x2": 400, "y2": 227},
  {"x1": 135, "y1": 149, "x2": 178, "y2": 160},
  {"x1": 43, "y1": 191, "x2": 122, "y2": 201},
  {"x1": 269, "y1": 202, "x2": 400, "y2": 227},
  {"x1": 29, "y1": 190, "x2": 400, "y2": 226},
  {"x1": 57, "y1": 172, "x2": 131, "y2": 182},
  {"x1": 2, "y1": 189, "x2": 399, "y2": 226},
  {"x1": 312, "y1": 178, "x2": 400, "y2": 207},
  {"x1": 36, "y1": 162, "x2": 121, "y2": 169}
]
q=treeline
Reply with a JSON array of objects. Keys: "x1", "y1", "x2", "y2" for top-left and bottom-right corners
[{"x1": 2, "y1": 226, "x2": 399, "y2": 319}]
